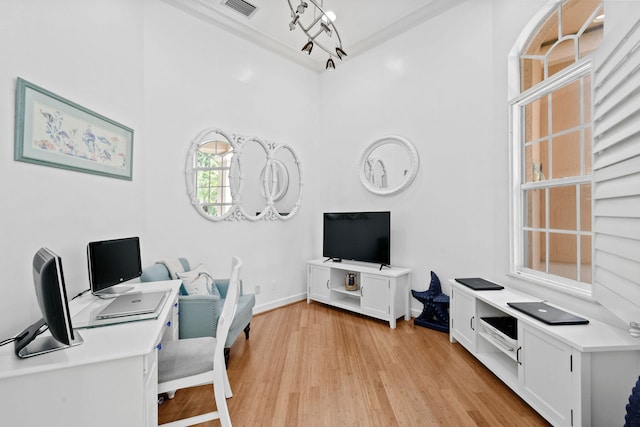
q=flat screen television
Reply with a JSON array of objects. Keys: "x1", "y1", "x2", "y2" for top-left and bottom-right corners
[
  {"x1": 323, "y1": 211, "x2": 391, "y2": 267},
  {"x1": 14, "y1": 247, "x2": 83, "y2": 358},
  {"x1": 87, "y1": 236, "x2": 142, "y2": 296}
]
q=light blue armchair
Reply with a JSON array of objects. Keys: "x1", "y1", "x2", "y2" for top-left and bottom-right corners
[{"x1": 140, "y1": 258, "x2": 255, "y2": 364}]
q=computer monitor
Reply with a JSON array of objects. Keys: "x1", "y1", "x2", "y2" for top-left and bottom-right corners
[
  {"x1": 87, "y1": 236, "x2": 142, "y2": 296},
  {"x1": 14, "y1": 247, "x2": 83, "y2": 358}
]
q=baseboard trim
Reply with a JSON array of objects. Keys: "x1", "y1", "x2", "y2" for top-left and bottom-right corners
[
  {"x1": 254, "y1": 293, "x2": 424, "y2": 322},
  {"x1": 253, "y1": 292, "x2": 307, "y2": 315}
]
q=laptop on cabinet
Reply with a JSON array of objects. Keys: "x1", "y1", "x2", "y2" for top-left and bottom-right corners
[
  {"x1": 507, "y1": 301, "x2": 589, "y2": 325},
  {"x1": 455, "y1": 277, "x2": 504, "y2": 291}
]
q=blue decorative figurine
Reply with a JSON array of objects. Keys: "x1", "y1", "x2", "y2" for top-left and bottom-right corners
[
  {"x1": 626, "y1": 376, "x2": 640, "y2": 426},
  {"x1": 412, "y1": 271, "x2": 450, "y2": 332}
]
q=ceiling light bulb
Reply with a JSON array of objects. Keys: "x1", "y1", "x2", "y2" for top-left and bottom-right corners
[
  {"x1": 335, "y1": 47, "x2": 347, "y2": 60},
  {"x1": 322, "y1": 10, "x2": 336, "y2": 22},
  {"x1": 297, "y1": 2, "x2": 308, "y2": 14}
]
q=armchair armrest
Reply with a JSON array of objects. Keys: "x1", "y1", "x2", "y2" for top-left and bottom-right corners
[
  {"x1": 177, "y1": 294, "x2": 222, "y2": 339},
  {"x1": 213, "y1": 279, "x2": 244, "y2": 298}
]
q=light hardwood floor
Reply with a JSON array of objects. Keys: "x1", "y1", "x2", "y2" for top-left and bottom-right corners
[{"x1": 158, "y1": 301, "x2": 550, "y2": 426}]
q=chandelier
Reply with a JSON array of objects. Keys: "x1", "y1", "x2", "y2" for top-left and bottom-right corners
[{"x1": 286, "y1": 0, "x2": 347, "y2": 70}]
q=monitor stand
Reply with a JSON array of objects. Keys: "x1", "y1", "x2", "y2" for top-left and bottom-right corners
[
  {"x1": 15, "y1": 319, "x2": 83, "y2": 359},
  {"x1": 93, "y1": 284, "x2": 134, "y2": 298}
]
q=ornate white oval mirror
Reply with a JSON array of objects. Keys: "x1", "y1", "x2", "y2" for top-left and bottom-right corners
[
  {"x1": 185, "y1": 128, "x2": 240, "y2": 221},
  {"x1": 186, "y1": 129, "x2": 303, "y2": 221},
  {"x1": 359, "y1": 136, "x2": 420, "y2": 196}
]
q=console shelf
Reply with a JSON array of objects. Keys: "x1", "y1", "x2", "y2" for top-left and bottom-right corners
[
  {"x1": 449, "y1": 279, "x2": 640, "y2": 427},
  {"x1": 307, "y1": 259, "x2": 412, "y2": 328}
]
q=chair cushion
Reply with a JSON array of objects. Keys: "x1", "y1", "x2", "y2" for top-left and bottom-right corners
[{"x1": 158, "y1": 337, "x2": 217, "y2": 383}]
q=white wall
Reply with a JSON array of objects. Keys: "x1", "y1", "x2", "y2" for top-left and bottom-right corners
[
  {"x1": 141, "y1": 0, "x2": 319, "y2": 311},
  {"x1": 0, "y1": 0, "x2": 146, "y2": 338},
  {"x1": 315, "y1": 0, "x2": 498, "y2": 302}
]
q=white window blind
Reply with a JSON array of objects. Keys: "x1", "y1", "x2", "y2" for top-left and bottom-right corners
[{"x1": 592, "y1": 14, "x2": 640, "y2": 335}]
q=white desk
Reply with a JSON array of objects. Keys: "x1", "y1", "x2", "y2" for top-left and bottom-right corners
[{"x1": 0, "y1": 280, "x2": 181, "y2": 427}]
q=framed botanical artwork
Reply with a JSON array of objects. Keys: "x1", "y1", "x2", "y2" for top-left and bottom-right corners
[{"x1": 14, "y1": 77, "x2": 134, "y2": 180}]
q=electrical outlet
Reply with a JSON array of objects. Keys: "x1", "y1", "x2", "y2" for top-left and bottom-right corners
[{"x1": 255, "y1": 284, "x2": 261, "y2": 294}]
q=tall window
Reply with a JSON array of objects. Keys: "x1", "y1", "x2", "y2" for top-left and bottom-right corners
[{"x1": 511, "y1": 0, "x2": 603, "y2": 295}]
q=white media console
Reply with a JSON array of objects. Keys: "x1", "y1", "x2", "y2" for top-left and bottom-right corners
[
  {"x1": 0, "y1": 280, "x2": 181, "y2": 427},
  {"x1": 307, "y1": 259, "x2": 412, "y2": 328},
  {"x1": 449, "y1": 278, "x2": 640, "y2": 426}
]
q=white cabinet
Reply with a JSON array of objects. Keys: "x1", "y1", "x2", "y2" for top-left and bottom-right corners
[
  {"x1": 449, "y1": 279, "x2": 640, "y2": 427},
  {"x1": 519, "y1": 324, "x2": 573, "y2": 425},
  {"x1": 361, "y1": 273, "x2": 390, "y2": 319},
  {"x1": 308, "y1": 264, "x2": 331, "y2": 302},
  {"x1": 307, "y1": 259, "x2": 411, "y2": 329},
  {"x1": 450, "y1": 285, "x2": 476, "y2": 352}
]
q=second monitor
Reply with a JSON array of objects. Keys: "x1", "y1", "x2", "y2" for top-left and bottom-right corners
[{"x1": 87, "y1": 236, "x2": 142, "y2": 296}]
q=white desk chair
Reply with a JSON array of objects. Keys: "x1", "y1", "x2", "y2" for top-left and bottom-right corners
[{"x1": 158, "y1": 257, "x2": 242, "y2": 427}]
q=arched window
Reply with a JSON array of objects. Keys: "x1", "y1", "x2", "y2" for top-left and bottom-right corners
[{"x1": 510, "y1": 0, "x2": 603, "y2": 296}]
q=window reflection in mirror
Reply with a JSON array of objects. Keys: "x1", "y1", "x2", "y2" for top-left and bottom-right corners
[
  {"x1": 364, "y1": 158, "x2": 387, "y2": 188},
  {"x1": 359, "y1": 136, "x2": 419, "y2": 196},
  {"x1": 194, "y1": 139, "x2": 234, "y2": 218}
]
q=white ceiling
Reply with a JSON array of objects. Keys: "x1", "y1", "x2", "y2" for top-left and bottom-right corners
[{"x1": 163, "y1": 0, "x2": 465, "y2": 71}]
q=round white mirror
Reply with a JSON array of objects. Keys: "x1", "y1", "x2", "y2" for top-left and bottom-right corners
[{"x1": 359, "y1": 136, "x2": 419, "y2": 196}]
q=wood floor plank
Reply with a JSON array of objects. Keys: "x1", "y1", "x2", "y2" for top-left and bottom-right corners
[{"x1": 158, "y1": 301, "x2": 551, "y2": 426}]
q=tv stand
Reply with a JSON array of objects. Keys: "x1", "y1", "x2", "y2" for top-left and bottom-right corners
[{"x1": 307, "y1": 259, "x2": 411, "y2": 328}]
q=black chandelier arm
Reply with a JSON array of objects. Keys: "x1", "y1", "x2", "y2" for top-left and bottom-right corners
[{"x1": 287, "y1": 0, "x2": 346, "y2": 62}]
